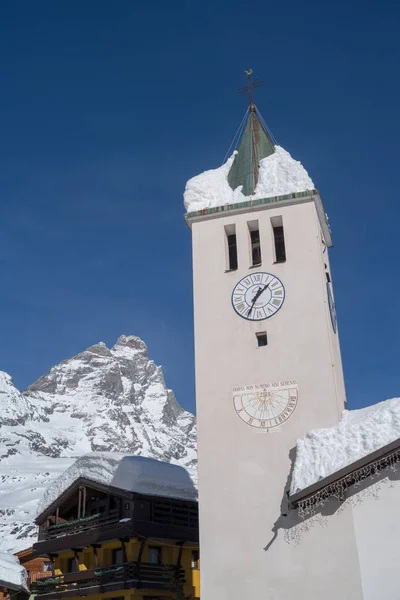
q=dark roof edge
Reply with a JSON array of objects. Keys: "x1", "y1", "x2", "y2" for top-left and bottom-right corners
[
  {"x1": 0, "y1": 581, "x2": 26, "y2": 593},
  {"x1": 289, "y1": 437, "x2": 400, "y2": 506},
  {"x1": 35, "y1": 476, "x2": 133, "y2": 523}
]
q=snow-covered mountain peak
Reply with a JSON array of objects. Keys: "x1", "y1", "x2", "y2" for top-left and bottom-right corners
[
  {"x1": 0, "y1": 335, "x2": 196, "y2": 553},
  {"x1": 0, "y1": 372, "x2": 30, "y2": 427},
  {"x1": 113, "y1": 334, "x2": 149, "y2": 355},
  {"x1": 0, "y1": 371, "x2": 14, "y2": 389}
]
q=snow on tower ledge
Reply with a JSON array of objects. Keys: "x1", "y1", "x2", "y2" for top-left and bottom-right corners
[
  {"x1": 290, "y1": 397, "x2": 400, "y2": 495},
  {"x1": 37, "y1": 452, "x2": 197, "y2": 516},
  {"x1": 184, "y1": 145, "x2": 314, "y2": 213}
]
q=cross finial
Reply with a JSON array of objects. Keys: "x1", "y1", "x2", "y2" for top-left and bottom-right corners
[{"x1": 237, "y1": 68, "x2": 264, "y2": 110}]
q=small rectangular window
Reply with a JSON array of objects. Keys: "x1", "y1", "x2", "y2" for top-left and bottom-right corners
[
  {"x1": 191, "y1": 550, "x2": 200, "y2": 569},
  {"x1": 248, "y1": 220, "x2": 261, "y2": 266},
  {"x1": 256, "y1": 332, "x2": 268, "y2": 347},
  {"x1": 225, "y1": 224, "x2": 238, "y2": 271},
  {"x1": 112, "y1": 547, "x2": 124, "y2": 564},
  {"x1": 271, "y1": 216, "x2": 286, "y2": 263},
  {"x1": 148, "y1": 546, "x2": 162, "y2": 564},
  {"x1": 67, "y1": 557, "x2": 78, "y2": 573}
]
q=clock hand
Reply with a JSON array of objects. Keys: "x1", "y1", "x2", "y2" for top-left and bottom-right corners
[
  {"x1": 247, "y1": 286, "x2": 263, "y2": 316},
  {"x1": 247, "y1": 281, "x2": 271, "y2": 316},
  {"x1": 252, "y1": 281, "x2": 271, "y2": 303}
]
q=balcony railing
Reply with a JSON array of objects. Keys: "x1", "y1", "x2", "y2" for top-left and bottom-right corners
[
  {"x1": 39, "y1": 509, "x2": 120, "y2": 540},
  {"x1": 31, "y1": 561, "x2": 185, "y2": 597},
  {"x1": 31, "y1": 572, "x2": 53, "y2": 581},
  {"x1": 27, "y1": 571, "x2": 53, "y2": 588}
]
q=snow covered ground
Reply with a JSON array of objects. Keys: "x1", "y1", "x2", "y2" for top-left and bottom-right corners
[
  {"x1": 184, "y1": 145, "x2": 314, "y2": 213},
  {"x1": 0, "y1": 455, "x2": 74, "y2": 553},
  {"x1": 290, "y1": 397, "x2": 400, "y2": 494}
]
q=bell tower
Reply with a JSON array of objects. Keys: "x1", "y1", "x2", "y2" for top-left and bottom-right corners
[{"x1": 185, "y1": 76, "x2": 360, "y2": 599}]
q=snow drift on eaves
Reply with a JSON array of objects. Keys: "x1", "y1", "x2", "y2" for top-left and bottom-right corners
[
  {"x1": 184, "y1": 145, "x2": 314, "y2": 213},
  {"x1": 0, "y1": 552, "x2": 28, "y2": 590},
  {"x1": 38, "y1": 452, "x2": 198, "y2": 516},
  {"x1": 290, "y1": 397, "x2": 400, "y2": 495}
]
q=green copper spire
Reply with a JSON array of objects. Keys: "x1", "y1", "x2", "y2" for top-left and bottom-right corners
[{"x1": 228, "y1": 104, "x2": 275, "y2": 196}]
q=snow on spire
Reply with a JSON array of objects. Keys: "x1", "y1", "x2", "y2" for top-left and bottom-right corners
[
  {"x1": 184, "y1": 143, "x2": 314, "y2": 213},
  {"x1": 184, "y1": 103, "x2": 314, "y2": 213}
]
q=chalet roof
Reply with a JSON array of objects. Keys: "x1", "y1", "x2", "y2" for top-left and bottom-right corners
[{"x1": 37, "y1": 452, "x2": 197, "y2": 520}]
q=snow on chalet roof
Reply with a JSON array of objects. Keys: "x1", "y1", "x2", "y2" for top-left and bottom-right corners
[
  {"x1": 290, "y1": 397, "x2": 400, "y2": 495},
  {"x1": 184, "y1": 145, "x2": 314, "y2": 214},
  {"x1": 38, "y1": 453, "x2": 197, "y2": 516},
  {"x1": 0, "y1": 552, "x2": 28, "y2": 591}
]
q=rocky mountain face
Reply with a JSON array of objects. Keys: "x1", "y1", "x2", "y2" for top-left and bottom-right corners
[{"x1": 0, "y1": 335, "x2": 196, "y2": 552}]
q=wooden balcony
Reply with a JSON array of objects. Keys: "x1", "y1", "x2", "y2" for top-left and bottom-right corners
[
  {"x1": 39, "y1": 509, "x2": 120, "y2": 541},
  {"x1": 30, "y1": 561, "x2": 185, "y2": 599},
  {"x1": 33, "y1": 514, "x2": 198, "y2": 556}
]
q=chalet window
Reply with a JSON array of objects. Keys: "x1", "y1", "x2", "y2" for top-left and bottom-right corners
[
  {"x1": 248, "y1": 220, "x2": 261, "y2": 266},
  {"x1": 151, "y1": 498, "x2": 198, "y2": 528},
  {"x1": 67, "y1": 557, "x2": 78, "y2": 573},
  {"x1": 271, "y1": 217, "x2": 286, "y2": 263},
  {"x1": 112, "y1": 547, "x2": 124, "y2": 564},
  {"x1": 225, "y1": 224, "x2": 238, "y2": 271},
  {"x1": 148, "y1": 546, "x2": 162, "y2": 564},
  {"x1": 191, "y1": 550, "x2": 200, "y2": 569},
  {"x1": 256, "y1": 332, "x2": 268, "y2": 347}
]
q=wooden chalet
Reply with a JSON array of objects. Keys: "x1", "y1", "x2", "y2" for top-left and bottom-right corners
[
  {"x1": 15, "y1": 548, "x2": 52, "y2": 588},
  {"x1": 31, "y1": 475, "x2": 200, "y2": 600}
]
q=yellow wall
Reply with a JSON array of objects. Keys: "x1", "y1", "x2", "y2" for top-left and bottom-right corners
[
  {"x1": 54, "y1": 538, "x2": 200, "y2": 599},
  {"x1": 192, "y1": 567, "x2": 200, "y2": 598}
]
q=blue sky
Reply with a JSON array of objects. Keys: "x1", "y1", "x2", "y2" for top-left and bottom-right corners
[{"x1": 0, "y1": 0, "x2": 398, "y2": 414}]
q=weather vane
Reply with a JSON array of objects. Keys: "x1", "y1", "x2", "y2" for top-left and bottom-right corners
[{"x1": 238, "y1": 68, "x2": 264, "y2": 108}]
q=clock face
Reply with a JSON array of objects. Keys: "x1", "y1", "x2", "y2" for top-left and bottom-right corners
[
  {"x1": 232, "y1": 272, "x2": 285, "y2": 321},
  {"x1": 326, "y1": 282, "x2": 337, "y2": 333},
  {"x1": 233, "y1": 382, "x2": 298, "y2": 430}
]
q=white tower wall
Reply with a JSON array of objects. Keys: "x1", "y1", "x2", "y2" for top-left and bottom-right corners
[{"x1": 190, "y1": 196, "x2": 362, "y2": 598}]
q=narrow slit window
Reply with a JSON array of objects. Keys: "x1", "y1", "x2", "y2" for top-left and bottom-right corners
[
  {"x1": 256, "y1": 332, "x2": 268, "y2": 347},
  {"x1": 225, "y1": 224, "x2": 238, "y2": 271},
  {"x1": 248, "y1": 220, "x2": 261, "y2": 266},
  {"x1": 271, "y1": 216, "x2": 286, "y2": 263}
]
